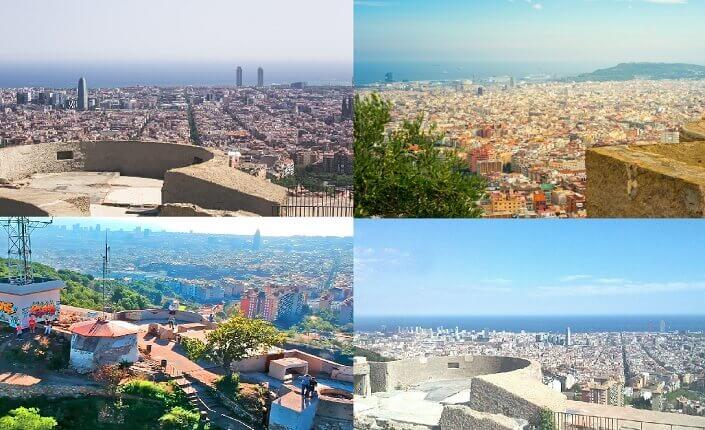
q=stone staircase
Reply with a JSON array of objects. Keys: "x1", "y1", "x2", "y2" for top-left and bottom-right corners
[{"x1": 171, "y1": 374, "x2": 256, "y2": 430}]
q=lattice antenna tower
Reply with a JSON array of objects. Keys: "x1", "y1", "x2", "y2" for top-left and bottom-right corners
[
  {"x1": 1, "y1": 217, "x2": 52, "y2": 285},
  {"x1": 101, "y1": 232, "x2": 112, "y2": 316}
]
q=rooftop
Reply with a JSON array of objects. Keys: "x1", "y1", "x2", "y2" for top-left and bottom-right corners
[{"x1": 70, "y1": 319, "x2": 140, "y2": 338}]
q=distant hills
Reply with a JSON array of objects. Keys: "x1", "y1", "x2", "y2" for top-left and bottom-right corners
[{"x1": 567, "y1": 62, "x2": 705, "y2": 82}]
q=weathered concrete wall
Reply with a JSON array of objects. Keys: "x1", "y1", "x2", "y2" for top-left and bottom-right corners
[
  {"x1": 586, "y1": 143, "x2": 705, "y2": 217},
  {"x1": 0, "y1": 140, "x2": 288, "y2": 216},
  {"x1": 0, "y1": 142, "x2": 85, "y2": 181},
  {"x1": 439, "y1": 405, "x2": 526, "y2": 430},
  {"x1": 468, "y1": 374, "x2": 566, "y2": 426},
  {"x1": 0, "y1": 141, "x2": 212, "y2": 181},
  {"x1": 70, "y1": 333, "x2": 139, "y2": 373},
  {"x1": 681, "y1": 120, "x2": 705, "y2": 143},
  {"x1": 163, "y1": 164, "x2": 287, "y2": 215},
  {"x1": 0, "y1": 287, "x2": 61, "y2": 329},
  {"x1": 115, "y1": 308, "x2": 213, "y2": 326},
  {"x1": 368, "y1": 355, "x2": 533, "y2": 393}
]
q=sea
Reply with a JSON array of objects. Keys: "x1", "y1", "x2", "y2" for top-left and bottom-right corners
[
  {"x1": 353, "y1": 61, "x2": 606, "y2": 86},
  {"x1": 355, "y1": 315, "x2": 705, "y2": 334},
  {"x1": 0, "y1": 62, "x2": 353, "y2": 88}
]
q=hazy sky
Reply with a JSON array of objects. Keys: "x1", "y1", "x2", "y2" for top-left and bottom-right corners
[
  {"x1": 355, "y1": 0, "x2": 705, "y2": 65},
  {"x1": 0, "y1": 0, "x2": 352, "y2": 64},
  {"x1": 31, "y1": 218, "x2": 353, "y2": 237},
  {"x1": 355, "y1": 220, "x2": 705, "y2": 316}
]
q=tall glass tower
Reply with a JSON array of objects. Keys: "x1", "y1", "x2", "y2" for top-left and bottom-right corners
[
  {"x1": 257, "y1": 67, "x2": 264, "y2": 87},
  {"x1": 236, "y1": 66, "x2": 243, "y2": 87},
  {"x1": 77, "y1": 77, "x2": 88, "y2": 111}
]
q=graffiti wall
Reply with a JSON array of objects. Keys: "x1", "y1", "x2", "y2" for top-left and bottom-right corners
[{"x1": 0, "y1": 289, "x2": 61, "y2": 328}]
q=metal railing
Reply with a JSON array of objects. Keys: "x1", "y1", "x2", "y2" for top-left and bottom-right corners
[
  {"x1": 553, "y1": 412, "x2": 705, "y2": 430},
  {"x1": 273, "y1": 187, "x2": 353, "y2": 217}
]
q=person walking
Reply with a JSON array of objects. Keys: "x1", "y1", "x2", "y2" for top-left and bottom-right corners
[{"x1": 28, "y1": 316, "x2": 36, "y2": 334}]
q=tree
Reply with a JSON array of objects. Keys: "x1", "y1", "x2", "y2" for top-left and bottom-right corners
[
  {"x1": 158, "y1": 406, "x2": 201, "y2": 430},
  {"x1": 204, "y1": 314, "x2": 287, "y2": 376},
  {"x1": 538, "y1": 408, "x2": 556, "y2": 430},
  {"x1": 354, "y1": 93, "x2": 486, "y2": 218},
  {"x1": 0, "y1": 407, "x2": 57, "y2": 430}
]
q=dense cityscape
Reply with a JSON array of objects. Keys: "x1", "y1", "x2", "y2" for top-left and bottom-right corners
[
  {"x1": 0, "y1": 69, "x2": 354, "y2": 183},
  {"x1": 30, "y1": 223, "x2": 353, "y2": 330},
  {"x1": 355, "y1": 324, "x2": 705, "y2": 416},
  {"x1": 359, "y1": 78, "x2": 705, "y2": 217}
]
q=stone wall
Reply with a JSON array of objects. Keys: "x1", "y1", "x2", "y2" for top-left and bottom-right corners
[
  {"x1": 0, "y1": 140, "x2": 288, "y2": 216},
  {"x1": 439, "y1": 405, "x2": 526, "y2": 430},
  {"x1": 680, "y1": 119, "x2": 705, "y2": 142},
  {"x1": 367, "y1": 355, "x2": 532, "y2": 393},
  {"x1": 468, "y1": 375, "x2": 565, "y2": 426},
  {"x1": 586, "y1": 119, "x2": 705, "y2": 218},
  {"x1": 0, "y1": 383, "x2": 108, "y2": 399}
]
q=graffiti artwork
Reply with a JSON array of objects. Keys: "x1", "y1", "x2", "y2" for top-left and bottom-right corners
[
  {"x1": 0, "y1": 301, "x2": 16, "y2": 316},
  {"x1": 28, "y1": 301, "x2": 58, "y2": 319}
]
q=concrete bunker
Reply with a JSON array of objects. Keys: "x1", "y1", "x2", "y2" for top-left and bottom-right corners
[
  {"x1": 0, "y1": 140, "x2": 288, "y2": 216},
  {"x1": 355, "y1": 355, "x2": 562, "y2": 430}
]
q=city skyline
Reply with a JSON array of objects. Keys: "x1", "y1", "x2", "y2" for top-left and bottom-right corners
[
  {"x1": 355, "y1": 0, "x2": 705, "y2": 66},
  {"x1": 1, "y1": 0, "x2": 352, "y2": 64},
  {"x1": 355, "y1": 220, "x2": 705, "y2": 316},
  {"x1": 26, "y1": 217, "x2": 353, "y2": 237}
]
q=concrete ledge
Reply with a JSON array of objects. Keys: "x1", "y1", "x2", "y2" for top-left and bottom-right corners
[
  {"x1": 681, "y1": 119, "x2": 705, "y2": 142},
  {"x1": 0, "y1": 188, "x2": 90, "y2": 216},
  {"x1": 440, "y1": 405, "x2": 527, "y2": 430},
  {"x1": 586, "y1": 143, "x2": 705, "y2": 217}
]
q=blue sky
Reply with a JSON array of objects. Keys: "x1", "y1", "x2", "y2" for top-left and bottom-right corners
[
  {"x1": 11, "y1": 218, "x2": 353, "y2": 237},
  {"x1": 0, "y1": 0, "x2": 352, "y2": 64},
  {"x1": 355, "y1": 0, "x2": 705, "y2": 65},
  {"x1": 355, "y1": 220, "x2": 705, "y2": 316}
]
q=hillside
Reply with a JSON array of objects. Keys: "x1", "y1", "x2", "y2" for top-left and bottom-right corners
[
  {"x1": 0, "y1": 258, "x2": 155, "y2": 311},
  {"x1": 568, "y1": 62, "x2": 705, "y2": 82}
]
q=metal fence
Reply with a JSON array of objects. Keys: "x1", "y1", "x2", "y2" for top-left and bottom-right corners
[
  {"x1": 273, "y1": 187, "x2": 354, "y2": 217},
  {"x1": 552, "y1": 412, "x2": 705, "y2": 430}
]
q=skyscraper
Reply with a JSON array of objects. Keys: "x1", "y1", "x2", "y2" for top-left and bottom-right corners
[
  {"x1": 77, "y1": 77, "x2": 88, "y2": 111},
  {"x1": 659, "y1": 319, "x2": 666, "y2": 333},
  {"x1": 236, "y1": 66, "x2": 243, "y2": 87},
  {"x1": 566, "y1": 327, "x2": 572, "y2": 347},
  {"x1": 252, "y1": 228, "x2": 262, "y2": 250},
  {"x1": 385, "y1": 72, "x2": 394, "y2": 83},
  {"x1": 257, "y1": 67, "x2": 264, "y2": 87}
]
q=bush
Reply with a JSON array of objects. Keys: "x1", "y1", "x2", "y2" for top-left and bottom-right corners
[
  {"x1": 158, "y1": 406, "x2": 201, "y2": 430},
  {"x1": 119, "y1": 380, "x2": 186, "y2": 410},
  {"x1": 0, "y1": 407, "x2": 57, "y2": 430},
  {"x1": 354, "y1": 93, "x2": 486, "y2": 218},
  {"x1": 539, "y1": 408, "x2": 556, "y2": 430},
  {"x1": 214, "y1": 373, "x2": 240, "y2": 399}
]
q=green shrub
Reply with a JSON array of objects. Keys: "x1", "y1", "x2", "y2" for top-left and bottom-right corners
[
  {"x1": 0, "y1": 407, "x2": 57, "y2": 430},
  {"x1": 214, "y1": 373, "x2": 240, "y2": 399},
  {"x1": 158, "y1": 406, "x2": 201, "y2": 430}
]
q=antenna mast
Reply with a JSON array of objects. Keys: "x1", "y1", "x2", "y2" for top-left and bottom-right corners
[
  {"x1": 1, "y1": 217, "x2": 52, "y2": 285},
  {"x1": 102, "y1": 232, "x2": 111, "y2": 316}
]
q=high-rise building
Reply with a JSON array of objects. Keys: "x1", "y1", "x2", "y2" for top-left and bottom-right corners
[
  {"x1": 252, "y1": 228, "x2": 262, "y2": 250},
  {"x1": 236, "y1": 66, "x2": 243, "y2": 87},
  {"x1": 566, "y1": 327, "x2": 572, "y2": 347},
  {"x1": 16, "y1": 91, "x2": 31, "y2": 105},
  {"x1": 342, "y1": 96, "x2": 354, "y2": 120},
  {"x1": 77, "y1": 77, "x2": 88, "y2": 111},
  {"x1": 385, "y1": 72, "x2": 394, "y2": 83},
  {"x1": 257, "y1": 67, "x2": 264, "y2": 87},
  {"x1": 659, "y1": 319, "x2": 666, "y2": 333}
]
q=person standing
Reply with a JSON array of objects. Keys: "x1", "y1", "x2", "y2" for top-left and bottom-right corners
[
  {"x1": 301, "y1": 373, "x2": 311, "y2": 399},
  {"x1": 28, "y1": 316, "x2": 36, "y2": 334},
  {"x1": 309, "y1": 377, "x2": 318, "y2": 398},
  {"x1": 15, "y1": 324, "x2": 22, "y2": 339},
  {"x1": 44, "y1": 319, "x2": 52, "y2": 335}
]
